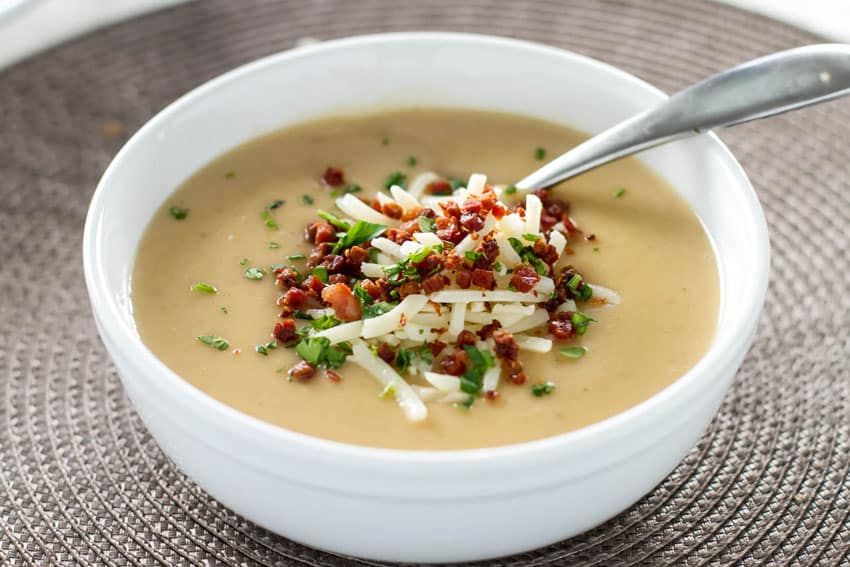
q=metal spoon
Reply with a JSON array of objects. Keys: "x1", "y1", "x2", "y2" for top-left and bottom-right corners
[{"x1": 516, "y1": 44, "x2": 850, "y2": 190}]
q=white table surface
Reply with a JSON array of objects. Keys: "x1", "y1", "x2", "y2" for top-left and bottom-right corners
[{"x1": 1, "y1": 0, "x2": 848, "y2": 72}]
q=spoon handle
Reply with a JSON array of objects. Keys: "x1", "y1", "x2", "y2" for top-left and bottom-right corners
[{"x1": 516, "y1": 44, "x2": 850, "y2": 190}]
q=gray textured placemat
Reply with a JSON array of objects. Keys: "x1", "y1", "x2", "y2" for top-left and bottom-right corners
[{"x1": 1, "y1": 0, "x2": 849, "y2": 564}]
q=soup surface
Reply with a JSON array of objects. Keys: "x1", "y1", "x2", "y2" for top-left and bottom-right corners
[{"x1": 132, "y1": 108, "x2": 718, "y2": 450}]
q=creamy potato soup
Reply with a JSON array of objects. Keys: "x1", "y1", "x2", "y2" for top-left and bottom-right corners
[{"x1": 132, "y1": 109, "x2": 719, "y2": 450}]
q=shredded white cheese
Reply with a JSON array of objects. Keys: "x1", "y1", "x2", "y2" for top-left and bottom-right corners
[
  {"x1": 361, "y1": 294, "x2": 429, "y2": 338},
  {"x1": 336, "y1": 193, "x2": 396, "y2": 225},
  {"x1": 350, "y1": 340, "x2": 426, "y2": 422},
  {"x1": 389, "y1": 185, "x2": 420, "y2": 211},
  {"x1": 313, "y1": 321, "x2": 364, "y2": 344}
]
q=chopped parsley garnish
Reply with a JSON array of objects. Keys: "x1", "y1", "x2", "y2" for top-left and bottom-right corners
[
  {"x1": 262, "y1": 200, "x2": 285, "y2": 228},
  {"x1": 508, "y1": 237, "x2": 548, "y2": 275},
  {"x1": 408, "y1": 246, "x2": 432, "y2": 264},
  {"x1": 459, "y1": 345, "x2": 495, "y2": 394},
  {"x1": 407, "y1": 156, "x2": 417, "y2": 167},
  {"x1": 362, "y1": 301, "x2": 397, "y2": 319},
  {"x1": 384, "y1": 171, "x2": 407, "y2": 190},
  {"x1": 418, "y1": 344, "x2": 433, "y2": 365},
  {"x1": 503, "y1": 185, "x2": 517, "y2": 195},
  {"x1": 244, "y1": 267, "x2": 265, "y2": 280},
  {"x1": 353, "y1": 283, "x2": 374, "y2": 306},
  {"x1": 493, "y1": 261, "x2": 504, "y2": 272},
  {"x1": 268, "y1": 241, "x2": 280, "y2": 249},
  {"x1": 332, "y1": 220, "x2": 387, "y2": 253},
  {"x1": 593, "y1": 247, "x2": 600, "y2": 253},
  {"x1": 262, "y1": 210, "x2": 278, "y2": 229},
  {"x1": 220, "y1": 306, "x2": 228, "y2": 314},
  {"x1": 559, "y1": 346, "x2": 587, "y2": 359},
  {"x1": 287, "y1": 253, "x2": 306, "y2": 261},
  {"x1": 224, "y1": 171, "x2": 236, "y2": 179},
  {"x1": 255, "y1": 341, "x2": 278, "y2": 356},
  {"x1": 418, "y1": 216, "x2": 437, "y2": 233},
  {"x1": 317, "y1": 209, "x2": 351, "y2": 230},
  {"x1": 239, "y1": 258, "x2": 249, "y2": 266},
  {"x1": 457, "y1": 395, "x2": 475, "y2": 410},
  {"x1": 302, "y1": 194, "x2": 314, "y2": 205},
  {"x1": 191, "y1": 283, "x2": 217, "y2": 294},
  {"x1": 615, "y1": 188, "x2": 626, "y2": 198},
  {"x1": 309, "y1": 265, "x2": 328, "y2": 283},
  {"x1": 534, "y1": 147, "x2": 547, "y2": 161},
  {"x1": 566, "y1": 274, "x2": 593, "y2": 301},
  {"x1": 330, "y1": 184, "x2": 362, "y2": 198},
  {"x1": 368, "y1": 247, "x2": 379, "y2": 262},
  {"x1": 311, "y1": 314, "x2": 341, "y2": 330},
  {"x1": 378, "y1": 382, "x2": 396, "y2": 398},
  {"x1": 531, "y1": 382, "x2": 556, "y2": 397},
  {"x1": 169, "y1": 206, "x2": 189, "y2": 220},
  {"x1": 381, "y1": 136, "x2": 389, "y2": 146},
  {"x1": 522, "y1": 233, "x2": 540, "y2": 242},
  {"x1": 464, "y1": 250, "x2": 483, "y2": 262},
  {"x1": 296, "y1": 337, "x2": 329, "y2": 366},
  {"x1": 570, "y1": 311, "x2": 595, "y2": 335},
  {"x1": 294, "y1": 310, "x2": 313, "y2": 320},
  {"x1": 296, "y1": 336, "x2": 349, "y2": 369},
  {"x1": 395, "y1": 348, "x2": 414, "y2": 374},
  {"x1": 197, "y1": 335, "x2": 229, "y2": 351},
  {"x1": 382, "y1": 258, "x2": 421, "y2": 286}
]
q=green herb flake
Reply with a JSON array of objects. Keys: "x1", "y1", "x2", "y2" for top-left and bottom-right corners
[
  {"x1": 522, "y1": 233, "x2": 540, "y2": 242},
  {"x1": 406, "y1": 156, "x2": 418, "y2": 167},
  {"x1": 464, "y1": 250, "x2": 483, "y2": 262},
  {"x1": 378, "y1": 382, "x2": 396, "y2": 398},
  {"x1": 268, "y1": 199, "x2": 285, "y2": 210},
  {"x1": 457, "y1": 395, "x2": 475, "y2": 410},
  {"x1": 381, "y1": 136, "x2": 390, "y2": 146},
  {"x1": 197, "y1": 335, "x2": 229, "y2": 351},
  {"x1": 255, "y1": 341, "x2": 278, "y2": 356},
  {"x1": 287, "y1": 253, "x2": 307, "y2": 261},
  {"x1": 220, "y1": 306, "x2": 228, "y2": 315},
  {"x1": 384, "y1": 171, "x2": 407, "y2": 190},
  {"x1": 294, "y1": 310, "x2": 313, "y2": 320},
  {"x1": 332, "y1": 220, "x2": 387, "y2": 254},
  {"x1": 268, "y1": 241, "x2": 280, "y2": 249},
  {"x1": 493, "y1": 261, "x2": 504, "y2": 272},
  {"x1": 353, "y1": 284, "x2": 374, "y2": 307},
  {"x1": 244, "y1": 267, "x2": 265, "y2": 280},
  {"x1": 418, "y1": 216, "x2": 437, "y2": 233},
  {"x1": 570, "y1": 311, "x2": 595, "y2": 335},
  {"x1": 534, "y1": 147, "x2": 547, "y2": 161},
  {"x1": 447, "y1": 176, "x2": 465, "y2": 190},
  {"x1": 309, "y1": 265, "x2": 329, "y2": 283},
  {"x1": 262, "y1": 210, "x2": 278, "y2": 230},
  {"x1": 408, "y1": 246, "x2": 432, "y2": 264},
  {"x1": 593, "y1": 247, "x2": 600, "y2": 253},
  {"x1": 169, "y1": 206, "x2": 189, "y2": 220},
  {"x1": 459, "y1": 345, "x2": 495, "y2": 394},
  {"x1": 531, "y1": 381, "x2": 556, "y2": 397},
  {"x1": 395, "y1": 348, "x2": 414, "y2": 374},
  {"x1": 559, "y1": 346, "x2": 587, "y2": 359},
  {"x1": 363, "y1": 301, "x2": 397, "y2": 319},
  {"x1": 301, "y1": 194, "x2": 315, "y2": 205},
  {"x1": 239, "y1": 258, "x2": 249, "y2": 266},
  {"x1": 418, "y1": 344, "x2": 434, "y2": 365},
  {"x1": 331, "y1": 184, "x2": 362, "y2": 198},
  {"x1": 503, "y1": 185, "x2": 518, "y2": 195},
  {"x1": 224, "y1": 171, "x2": 236, "y2": 179},
  {"x1": 296, "y1": 336, "x2": 330, "y2": 366},
  {"x1": 311, "y1": 314, "x2": 341, "y2": 331},
  {"x1": 191, "y1": 282, "x2": 218, "y2": 294},
  {"x1": 615, "y1": 188, "x2": 626, "y2": 198},
  {"x1": 317, "y1": 210, "x2": 351, "y2": 230}
]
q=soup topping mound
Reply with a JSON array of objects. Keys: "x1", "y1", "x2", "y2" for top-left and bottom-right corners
[{"x1": 263, "y1": 170, "x2": 621, "y2": 422}]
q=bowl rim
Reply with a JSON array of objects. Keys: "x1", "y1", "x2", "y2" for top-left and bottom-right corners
[{"x1": 83, "y1": 31, "x2": 770, "y2": 467}]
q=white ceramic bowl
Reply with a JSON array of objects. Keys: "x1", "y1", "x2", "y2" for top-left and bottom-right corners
[{"x1": 83, "y1": 33, "x2": 769, "y2": 562}]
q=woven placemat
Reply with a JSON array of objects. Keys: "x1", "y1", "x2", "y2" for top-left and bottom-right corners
[{"x1": 1, "y1": 0, "x2": 849, "y2": 564}]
